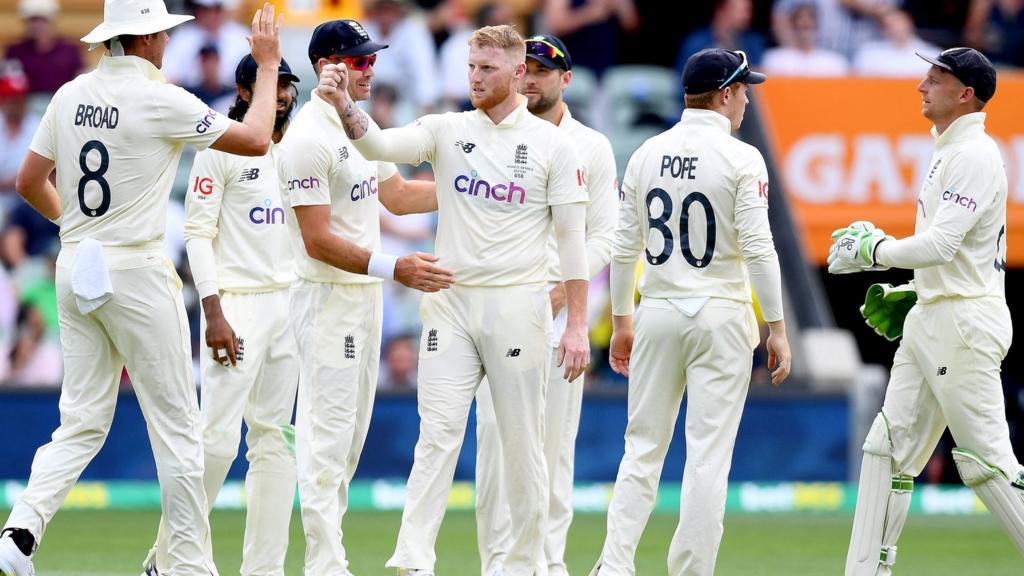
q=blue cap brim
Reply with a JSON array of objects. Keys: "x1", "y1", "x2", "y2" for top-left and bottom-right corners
[
  {"x1": 744, "y1": 70, "x2": 767, "y2": 85},
  {"x1": 526, "y1": 53, "x2": 568, "y2": 71},
  {"x1": 343, "y1": 40, "x2": 389, "y2": 57}
]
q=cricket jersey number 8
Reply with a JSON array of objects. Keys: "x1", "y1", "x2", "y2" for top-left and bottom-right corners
[
  {"x1": 645, "y1": 188, "x2": 717, "y2": 268},
  {"x1": 78, "y1": 140, "x2": 111, "y2": 218}
]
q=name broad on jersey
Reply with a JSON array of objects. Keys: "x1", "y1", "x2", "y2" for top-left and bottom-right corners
[{"x1": 75, "y1": 104, "x2": 119, "y2": 129}]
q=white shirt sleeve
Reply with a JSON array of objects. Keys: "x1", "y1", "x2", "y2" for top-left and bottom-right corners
[
  {"x1": 152, "y1": 84, "x2": 230, "y2": 149},
  {"x1": 610, "y1": 150, "x2": 644, "y2": 316},
  {"x1": 735, "y1": 152, "x2": 784, "y2": 322},
  {"x1": 184, "y1": 150, "x2": 227, "y2": 299},
  {"x1": 352, "y1": 113, "x2": 439, "y2": 166},
  {"x1": 28, "y1": 89, "x2": 59, "y2": 161},
  {"x1": 583, "y1": 137, "x2": 618, "y2": 278},
  {"x1": 546, "y1": 134, "x2": 588, "y2": 206},
  {"x1": 280, "y1": 132, "x2": 333, "y2": 207},
  {"x1": 552, "y1": 202, "x2": 588, "y2": 281},
  {"x1": 876, "y1": 149, "x2": 999, "y2": 269}
]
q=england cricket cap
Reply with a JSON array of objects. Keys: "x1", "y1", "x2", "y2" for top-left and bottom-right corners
[
  {"x1": 308, "y1": 19, "x2": 388, "y2": 63},
  {"x1": 234, "y1": 54, "x2": 300, "y2": 87},
  {"x1": 682, "y1": 48, "x2": 766, "y2": 94},
  {"x1": 526, "y1": 34, "x2": 572, "y2": 71},
  {"x1": 916, "y1": 47, "x2": 997, "y2": 102}
]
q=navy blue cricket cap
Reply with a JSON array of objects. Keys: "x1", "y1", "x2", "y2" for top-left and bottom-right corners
[
  {"x1": 234, "y1": 55, "x2": 300, "y2": 87},
  {"x1": 526, "y1": 34, "x2": 572, "y2": 71},
  {"x1": 308, "y1": 19, "x2": 389, "y2": 63},
  {"x1": 682, "y1": 48, "x2": 766, "y2": 94},
  {"x1": 916, "y1": 47, "x2": 997, "y2": 102}
]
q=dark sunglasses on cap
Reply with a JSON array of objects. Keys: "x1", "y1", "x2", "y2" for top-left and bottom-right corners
[
  {"x1": 526, "y1": 39, "x2": 567, "y2": 65},
  {"x1": 718, "y1": 50, "x2": 748, "y2": 90},
  {"x1": 328, "y1": 53, "x2": 378, "y2": 72}
]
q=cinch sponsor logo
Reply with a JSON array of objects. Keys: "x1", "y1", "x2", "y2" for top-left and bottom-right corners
[
  {"x1": 249, "y1": 198, "x2": 285, "y2": 224},
  {"x1": 454, "y1": 170, "x2": 525, "y2": 204},
  {"x1": 288, "y1": 176, "x2": 320, "y2": 191},
  {"x1": 195, "y1": 109, "x2": 218, "y2": 134},
  {"x1": 942, "y1": 189, "x2": 977, "y2": 212},
  {"x1": 351, "y1": 177, "x2": 378, "y2": 202}
]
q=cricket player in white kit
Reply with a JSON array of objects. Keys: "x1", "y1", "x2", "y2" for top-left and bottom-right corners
[
  {"x1": 829, "y1": 48, "x2": 1024, "y2": 574},
  {"x1": 0, "y1": 3, "x2": 286, "y2": 576},
  {"x1": 141, "y1": 54, "x2": 302, "y2": 576},
  {"x1": 474, "y1": 34, "x2": 617, "y2": 576},
  {"x1": 281, "y1": 20, "x2": 450, "y2": 576},
  {"x1": 321, "y1": 24, "x2": 591, "y2": 576},
  {"x1": 592, "y1": 49, "x2": 792, "y2": 576}
]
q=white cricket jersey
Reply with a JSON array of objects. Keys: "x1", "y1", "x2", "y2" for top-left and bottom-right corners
[
  {"x1": 611, "y1": 108, "x2": 783, "y2": 321},
  {"x1": 875, "y1": 112, "x2": 1008, "y2": 303},
  {"x1": 278, "y1": 91, "x2": 398, "y2": 285},
  {"x1": 352, "y1": 97, "x2": 588, "y2": 287},
  {"x1": 184, "y1": 142, "x2": 295, "y2": 298},
  {"x1": 544, "y1": 105, "x2": 617, "y2": 282},
  {"x1": 29, "y1": 55, "x2": 230, "y2": 246}
]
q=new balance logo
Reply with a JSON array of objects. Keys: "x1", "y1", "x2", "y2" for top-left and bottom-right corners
[
  {"x1": 936, "y1": 366, "x2": 947, "y2": 376},
  {"x1": 338, "y1": 146, "x2": 349, "y2": 162},
  {"x1": 344, "y1": 335, "x2": 356, "y2": 359},
  {"x1": 426, "y1": 329, "x2": 438, "y2": 352},
  {"x1": 238, "y1": 168, "x2": 260, "y2": 182},
  {"x1": 456, "y1": 141, "x2": 476, "y2": 153},
  {"x1": 506, "y1": 348, "x2": 521, "y2": 358}
]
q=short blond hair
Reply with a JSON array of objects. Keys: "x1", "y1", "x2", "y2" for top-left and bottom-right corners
[{"x1": 469, "y1": 24, "x2": 526, "y2": 60}]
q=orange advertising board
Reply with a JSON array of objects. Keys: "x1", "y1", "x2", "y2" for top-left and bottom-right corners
[{"x1": 756, "y1": 76, "x2": 1024, "y2": 265}]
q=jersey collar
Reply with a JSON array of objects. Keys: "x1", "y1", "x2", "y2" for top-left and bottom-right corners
[
  {"x1": 473, "y1": 94, "x2": 530, "y2": 128},
  {"x1": 97, "y1": 55, "x2": 167, "y2": 82},
  {"x1": 932, "y1": 112, "x2": 986, "y2": 149},
  {"x1": 309, "y1": 89, "x2": 344, "y2": 128},
  {"x1": 556, "y1": 103, "x2": 574, "y2": 129},
  {"x1": 679, "y1": 108, "x2": 732, "y2": 134}
]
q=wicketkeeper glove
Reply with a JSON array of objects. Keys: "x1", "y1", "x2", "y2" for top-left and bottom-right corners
[
  {"x1": 827, "y1": 221, "x2": 892, "y2": 274},
  {"x1": 860, "y1": 282, "x2": 917, "y2": 341}
]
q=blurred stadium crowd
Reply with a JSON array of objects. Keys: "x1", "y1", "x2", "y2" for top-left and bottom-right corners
[{"x1": 0, "y1": 0, "x2": 1021, "y2": 395}]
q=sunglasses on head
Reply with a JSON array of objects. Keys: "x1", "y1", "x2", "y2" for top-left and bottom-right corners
[
  {"x1": 718, "y1": 50, "x2": 749, "y2": 90},
  {"x1": 526, "y1": 38, "x2": 567, "y2": 67},
  {"x1": 330, "y1": 53, "x2": 377, "y2": 71}
]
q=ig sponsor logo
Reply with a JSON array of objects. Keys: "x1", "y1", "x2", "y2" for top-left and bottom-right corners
[
  {"x1": 193, "y1": 176, "x2": 214, "y2": 196},
  {"x1": 454, "y1": 170, "x2": 525, "y2": 205}
]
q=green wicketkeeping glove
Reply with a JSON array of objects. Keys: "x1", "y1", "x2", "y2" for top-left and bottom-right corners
[
  {"x1": 860, "y1": 282, "x2": 917, "y2": 341},
  {"x1": 827, "y1": 221, "x2": 892, "y2": 274}
]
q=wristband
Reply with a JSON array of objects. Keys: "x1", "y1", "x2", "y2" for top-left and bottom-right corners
[{"x1": 367, "y1": 252, "x2": 399, "y2": 280}]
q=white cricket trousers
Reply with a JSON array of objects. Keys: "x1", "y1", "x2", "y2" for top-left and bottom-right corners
[
  {"x1": 476, "y1": 345, "x2": 581, "y2": 576},
  {"x1": 387, "y1": 283, "x2": 553, "y2": 575},
  {"x1": 291, "y1": 280, "x2": 382, "y2": 575},
  {"x1": 878, "y1": 297, "x2": 1017, "y2": 480},
  {"x1": 2, "y1": 243, "x2": 211, "y2": 576},
  {"x1": 149, "y1": 289, "x2": 299, "y2": 575},
  {"x1": 596, "y1": 298, "x2": 758, "y2": 576},
  {"x1": 846, "y1": 296, "x2": 1020, "y2": 575}
]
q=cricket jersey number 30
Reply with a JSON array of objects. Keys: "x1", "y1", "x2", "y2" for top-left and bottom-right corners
[
  {"x1": 645, "y1": 188, "x2": 717, "y2": 268},
  {"x1": 78, "y1": 140, "x2": 112, "y2": 217}
]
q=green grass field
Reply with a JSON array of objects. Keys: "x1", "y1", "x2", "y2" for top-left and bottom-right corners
[{"x1": 10, "y1": 509, "x2": 1020, "y2": 575}]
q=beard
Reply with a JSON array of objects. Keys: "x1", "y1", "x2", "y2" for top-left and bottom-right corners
[
  {"x1": 273, "y1": 96, "x2": 296, "y2": 132},
  {"x1": 526, "y1": 90, "x2": 559, "y2": 115},
  {"x1": 470, "y1": 79, "x2": 514, "y2": 111}
]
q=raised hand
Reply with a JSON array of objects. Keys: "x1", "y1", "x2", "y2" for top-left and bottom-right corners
[{"x1": 249, "y1": 3, "x2": 282, "y2": 69}]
